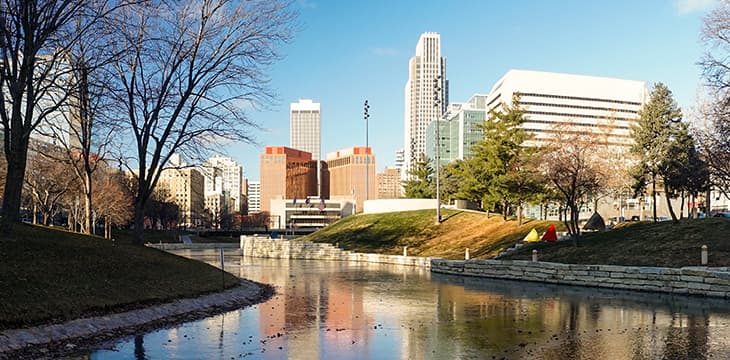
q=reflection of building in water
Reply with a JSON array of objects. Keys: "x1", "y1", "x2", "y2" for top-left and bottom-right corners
[
  {"x1": 321, "y1": 274, "x2": 371, "y2": 358},
  {"x1": 433, "y1": 277, "x2": 721, "y2": 359}
]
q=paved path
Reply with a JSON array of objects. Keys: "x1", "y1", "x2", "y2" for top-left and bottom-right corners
[{"x1": 0, "y1": 281, "x2": 272, "y2": 359}]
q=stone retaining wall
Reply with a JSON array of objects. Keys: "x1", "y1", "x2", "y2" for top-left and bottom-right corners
[
  {"x1": 147, "y1": 243, "x2": 240, "y2": 250},
  {"x1": 240, "y1": 237, "x2": 432, "y2": 268},
  {"x1": 431, "y1": 259, "x2": 730, "y2": 298}
]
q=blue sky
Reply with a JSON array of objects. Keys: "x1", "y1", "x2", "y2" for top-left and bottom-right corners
[{"x1": 230, "y1": 0, "x2": 716, "y2": 180}]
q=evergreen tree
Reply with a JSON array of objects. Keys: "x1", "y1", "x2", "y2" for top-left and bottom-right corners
[
  {"x1": 471, "y1": 93, "x2": 544, "y2": 224},
  {"x1": 631, "y1": 83, "x2": 684, "y2": 222},
  {"x1": 402, "y1": 154, "x2": 435, "y2": 199}
]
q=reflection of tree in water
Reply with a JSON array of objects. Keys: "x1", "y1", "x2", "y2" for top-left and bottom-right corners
[
  {"x1": 662, "y1": 312, "x2": 710, "y2": 360},
  {"x1": 134, "y1": 335, "x2": 145, "y2": 360},
  {"x1": 555, "y1": 301, "x2": 581, "y2": 360}
]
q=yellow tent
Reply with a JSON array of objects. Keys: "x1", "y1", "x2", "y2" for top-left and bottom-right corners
[{"x1": 523, "y1": 228, "x2": 539, "y2": 242}]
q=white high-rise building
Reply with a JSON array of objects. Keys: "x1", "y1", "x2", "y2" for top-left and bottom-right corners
[
  {"x1": 404, "y1": 32, "x2": 448, "y2": 179},
  {"x1": 291, "y1": 99, "x2": 322, "y2": 195},
  {"x1": 201, "y1": 155, "x2": 244, "y2": 213},
  {"x1": 485, "y1": 69, "x2": 648, "y2": 149},
  {"x1": 290, "y1": 99, "x2": 321, "y2": 161},
  {"x1": 247, "y1": 180, "x2": 261, "y2": 213}
]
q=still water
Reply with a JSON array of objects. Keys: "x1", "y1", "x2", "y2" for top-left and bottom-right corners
[{"x1": 83, "y1": 254, "x2": 730, "y2": 359}]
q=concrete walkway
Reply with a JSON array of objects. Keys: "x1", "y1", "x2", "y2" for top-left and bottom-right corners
[{"x1": 0, "y1": 280, "x2": 273, "y2": 360}]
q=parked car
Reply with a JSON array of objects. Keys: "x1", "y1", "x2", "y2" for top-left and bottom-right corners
[{"x1": 714, "y1": 212, "x2": 730, "y2": 218}]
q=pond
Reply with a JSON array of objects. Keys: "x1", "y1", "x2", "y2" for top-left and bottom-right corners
[{"x1": 79, "y1": 255, "x2": 730, "y2": 359}]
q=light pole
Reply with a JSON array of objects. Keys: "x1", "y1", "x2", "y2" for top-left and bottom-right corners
[
  {"x1": 364, "y1": 100, "x2": 370, "y2": 202},
  {"x1": 433, "y1": 76, "x2": 441, "y2": 224}
]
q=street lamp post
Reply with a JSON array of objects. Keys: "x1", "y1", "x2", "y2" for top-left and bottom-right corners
[
  {"x1": 433, "y1": 77, "x2": 441, "y2": 225},
  {"x1": 364, "y1": 100, "x2": 370, "y2": 202}
]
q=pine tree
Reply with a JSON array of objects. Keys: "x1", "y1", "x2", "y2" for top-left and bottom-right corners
[
  {"x1": 470, "y1": 93, "x2": 544, "y2": 224},
  {"x1": 631, "y1": 82, "x2": 684, "y2": 222},
  {"x1": 403, "y1": 154, "x2": 435, "y2": 199}
]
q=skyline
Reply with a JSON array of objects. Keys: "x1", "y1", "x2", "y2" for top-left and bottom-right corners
[{"x1": 229, "y1": 0, "x2": 715, "y2": 180}]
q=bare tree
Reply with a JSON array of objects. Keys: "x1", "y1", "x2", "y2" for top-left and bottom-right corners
[
  {"x1": 541, "y1": 124, "x2": 606, "y2": 244},
  {"x1": 93, "y1": 168, "x2": 133, "y2": 238},
  {"x1": 36, "y1": 15, "x2": 121, "y2": 235},
  {"x1": 0, "y1": 0, "x2": 114, "y2": 234},
  {"x1": 699, "y1": 1, "x2": 730, "y2": 200},
  {"x1": 24, "y1": 144, "x2": 73, "y2": 225},
  {"x1": 106, "y1": 0, "x2": 294, "y2": 243}
]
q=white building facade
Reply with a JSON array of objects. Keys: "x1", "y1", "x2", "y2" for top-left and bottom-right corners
[
  {"x1": 485, "y1": 70, "x2": 648, "y2": 149},
  {"x1": 201, "y1": 155, "x2": 244, "y2": 213},
  {"x1": 404, "y1": 32, "x2": 448, "y2": 179},
  {"x1": 290, "y1": 99, "x2": 321, "y2": 161},
  {"x1": 247, "y1": 180, "x2": 261, "y2": 213}
]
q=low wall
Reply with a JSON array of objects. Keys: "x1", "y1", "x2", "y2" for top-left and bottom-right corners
[
  {"x1": 147, "y1": 243, "x2": 240, "y2": 250},
  {"x1": 431, "y1": 259, "x2": 730, "y2": 298},
  {"x1": 240, "y1": 237, "x2": 432, "y2": 268}
]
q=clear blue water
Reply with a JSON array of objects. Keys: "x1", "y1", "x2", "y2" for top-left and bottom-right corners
[{"x1": 79, "y1": 255, "x2": 730, "y2": 359}]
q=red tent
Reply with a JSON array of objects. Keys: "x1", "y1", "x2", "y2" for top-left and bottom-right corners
[{"x1": 541, "y1": 224, "x2": 558, "y2": 242}]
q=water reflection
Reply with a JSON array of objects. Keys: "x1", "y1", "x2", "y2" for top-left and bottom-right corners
[{"x1": 75, "y1": 256, "x2": 730, "y2": 359}]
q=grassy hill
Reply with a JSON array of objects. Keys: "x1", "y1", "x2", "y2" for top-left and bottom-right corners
[
  {"x1": 300, "y1": 209, "x2": 563, "y2": 259},
  {"x1": 0, "y1": 224, "x2": 240, "y2": 330},
  {"x1": 304, "y1": 209, "x2": 730, "y2": 268},
  {"x1": 500, "y1": 217, "x2": 730, "y2": 267}
]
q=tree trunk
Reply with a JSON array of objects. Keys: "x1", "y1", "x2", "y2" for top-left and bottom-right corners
[
  {"x1": 664, "y1": 177, "x2": 678, "y2": 223},
  {"x1": 33, "y1": 203, "x2": 37, "y2": 225},
  {"x1": 706, "y1": 189, "x2": 712, "y2": 216},
  {"x1": 84, "y1": 173, "x2": 93, "y2": 235},
  {"x1": 517, "y1": 203, "x2": 523, "y2": 226},
  {"x1": 133, "y1": 198, "x2": 146, "y2": 244},
  {"x1": 652, "y1": 174, "x2": 657, "y2": 223},
  {"x1": 0, "y1": 150, "x2": 28, "y2": 235}
]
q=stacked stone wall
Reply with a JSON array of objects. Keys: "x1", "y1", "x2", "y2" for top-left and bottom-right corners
[{"x1": 431, "y1": 259, "x2": 730, "y2": 298}]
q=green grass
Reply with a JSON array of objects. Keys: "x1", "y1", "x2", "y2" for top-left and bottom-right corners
[
  {"x1": 0, "y1": 224, "x2": 240, "y2": 330},
  {"x1": 301, "y1": 209, "x2": 564, "y2": 259},
  {"x1": 499, "y1": 218, "x2": 730, "y2": 267}
]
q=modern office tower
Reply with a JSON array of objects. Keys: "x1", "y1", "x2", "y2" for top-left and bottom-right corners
[
  {"x1": 377, "y1": 167, "x2": 402, "y2": 199},
  {"x1": 291, "y1": 99, "x2": 322, "y2": 195},
  {"x1": 201, "y1": 155, "x2": 244, "y2": 212},
  {"x1": 260, "y1": 146, "x2": 321, "y2": 213},
  {"x1": 290, "y1": 99, "x2": 321, "y2": 160},
  {"x1": 485, "y1": 69, "x2": 648, "y2": 150},
  {"x1": 426, "y1": 94, "x2": 487, "y2": 167},
  {"x1": 404, "y1": 32, "x2": 448, "y2": 180},
  {"x1": 157, "y1": 167, "x2": 205, "y2": 228},
  {"x1": 325, "y1": 147, "x2": 376, "y2": 212},
  {"x1": 248, "y1": 180, "x2": 261, "y2": 213}
]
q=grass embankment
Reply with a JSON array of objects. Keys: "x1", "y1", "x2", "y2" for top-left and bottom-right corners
[
  {"x1": 500, "y1": 218, "x2": 730, "y2": 267},
  {"x1": 301, "y1": 209, "x2": 563, "y2": 259},
  {"x1": 0, "y1": 224, "x2": 240, "y2": 330}
]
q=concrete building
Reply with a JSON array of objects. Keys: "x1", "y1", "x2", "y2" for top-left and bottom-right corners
[
  {"x1": 326, "y1": 147, "x2": 376, "y2": 213},
  {"x1": 485, "y1": 69, "x2": 648, "y2": 150},
  {"x1": 377, "y1": 167, "x2": 401, "y2": 199},
  {"x1": 201, "y1": 155, "x2": 244, "y2": 213},
  {"x1": 404, "y1": 32, "x2": 448, "y2": 180},
  {"x1": 157, "y1": 167, "x2": 205, "y2": 227},
  {"x1": 259, "y1": 146, "x2": 322, "y2": 213},
  {"x1": 425, "y1": 94, "x2": 487, "y2": 167},
  {"x1": 291, "y1": 99, "x2": 322, "y2": 196},
  {"x1": 247, "y1": 180, "x2": 261, "y2": 213}
]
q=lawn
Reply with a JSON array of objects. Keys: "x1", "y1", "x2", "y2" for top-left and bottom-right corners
[
  {"x1": 0, "y1": 224, "x2": 240, "y2": 330},
  {"x1": 301, "y1": 209, "x2": 564, "y2": 259},
  {"x1": 499, "y1": 217, "x2": 730, "y2": 267}
]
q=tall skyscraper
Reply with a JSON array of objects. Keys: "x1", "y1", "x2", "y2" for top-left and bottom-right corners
[
  {"x1": 404, "y1": 32, "x2": 448, "y2": 179},
  {"x1": 290, "y1": 99, "x2": 321, "y2": 161}
]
